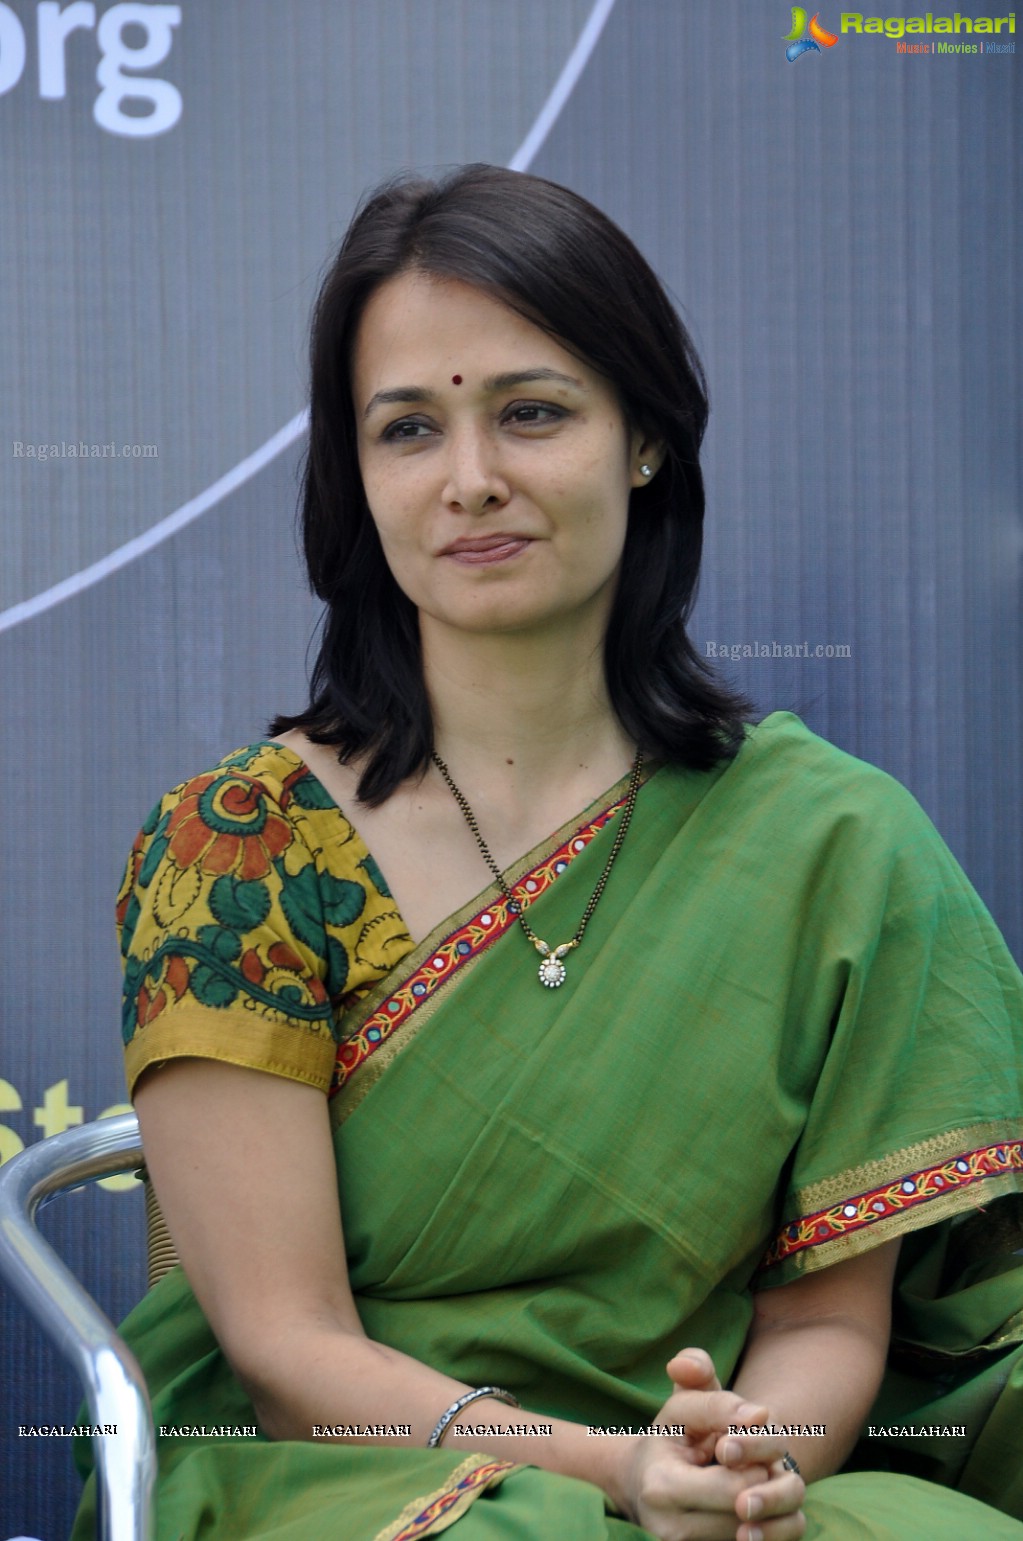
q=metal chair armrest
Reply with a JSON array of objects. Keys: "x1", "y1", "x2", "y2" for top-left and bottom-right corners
[{"x1": 0, "y1": 1114, "x2": 156, "y2": 1541}]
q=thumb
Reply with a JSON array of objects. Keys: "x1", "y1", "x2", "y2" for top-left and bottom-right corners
[{"x1": 666, "y1": 1347, "x2": 721, "y2": 1391}]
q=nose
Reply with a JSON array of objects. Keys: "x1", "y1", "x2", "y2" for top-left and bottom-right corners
[{"x1": 441, "y1": 423, "x2": 510, "y2": 514}]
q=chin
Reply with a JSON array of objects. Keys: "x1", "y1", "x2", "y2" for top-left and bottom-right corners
[
  {"x1": 412, "y1": 572, "x2": 617, "y2": 643},
  {"x1": 429, "y1": 595, "x2": 610, "y2": 645}
]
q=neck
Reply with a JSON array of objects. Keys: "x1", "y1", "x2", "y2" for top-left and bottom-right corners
[{"x1": 422, "y1": 617, "x2": 634, "y2": 807}]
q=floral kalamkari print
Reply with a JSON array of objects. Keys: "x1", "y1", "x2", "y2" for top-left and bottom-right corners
[{"x1": 118, "y1": 742, "x2": 411, "y2": 1093}]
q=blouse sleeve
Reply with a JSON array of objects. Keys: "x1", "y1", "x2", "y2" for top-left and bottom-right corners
[
  {"x1": 116, "y1": 745, "x2": 397, "y2": 1097},
  {"x1": 756, "y1": 739, "x2": 1023, "y2": 1286}
]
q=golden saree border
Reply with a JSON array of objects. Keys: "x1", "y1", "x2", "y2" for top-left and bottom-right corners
[
  {"x1": 372, "y1": 1456, "x2": 520, "y2": 1541},
  {"x1": 794, "y1": 1122, "x2": 1019, "y2": 1215},
  {"x1": 327, "y1": 769, "x2": 650, "y2": 1114},
  {"x1": 124, "y1": 1001, "x2": 337, "y2": 1097},
  {"x1": 762, "y1": 1123, "x2": 1023, "y2": 1273}
]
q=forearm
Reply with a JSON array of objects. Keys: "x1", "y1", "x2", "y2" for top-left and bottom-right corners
[
  {"x1": 242, "y1": 1317, "x2": 634, "y2": 1509},
  {"x1": 730, "y1": 1312, "x2": 886, "y2": 1480}
]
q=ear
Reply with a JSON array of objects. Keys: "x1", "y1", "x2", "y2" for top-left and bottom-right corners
[{"x1": 629, "y1": 428, "x2": 666, "y2": 488}]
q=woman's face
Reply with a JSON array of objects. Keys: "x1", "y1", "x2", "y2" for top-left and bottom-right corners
[{"x1": 352, "y1": 270, "x2": 657, "y2": 647}]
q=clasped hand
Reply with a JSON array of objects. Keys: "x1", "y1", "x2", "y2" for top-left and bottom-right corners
[{"x1": 615, "y1": 1349, "x2": 806, "y2": 1541}]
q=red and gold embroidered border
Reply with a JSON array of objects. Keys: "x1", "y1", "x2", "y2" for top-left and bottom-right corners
[
  {"x1": 763, "y1": 1139, "x2": 1023, "y2": 1268},
  {"x1": 328, "y1": 795, "x2": 629, "y2": 1098},
  {"x1": 381, "y1": 1459, "x2": 517, "y2": 1541}
]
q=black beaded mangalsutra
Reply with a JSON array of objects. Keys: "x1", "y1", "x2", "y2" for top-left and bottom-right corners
[{"x1": 430, "y1": 750, "x2": 644, "y2": 988}]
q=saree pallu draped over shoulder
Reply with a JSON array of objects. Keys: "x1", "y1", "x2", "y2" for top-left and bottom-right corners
[{"x1": 73, "y1": 715, "x2": 1023, "y2": 1539}]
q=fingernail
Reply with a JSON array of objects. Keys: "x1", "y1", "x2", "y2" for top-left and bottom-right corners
[
  {"x1": 722, "y1": 1439, "x2": 743, "y2": 1463},
  {"x1": 746, "y1": 1495, "x2": 764, "y2": 1520},
  {"x1": 747, "y1": 1528, "x2": 763, "y2": 1541}
]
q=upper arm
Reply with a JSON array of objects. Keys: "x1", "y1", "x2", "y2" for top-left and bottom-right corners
[
  {"x1": 135, "y1": 1057, "x2": 365, "y2": 1393},
  {"x1": 117, "y1": 752, "x2": 407, "y2": 1411},
  {"x1": 749, "y1": 1237, "x2": 902, "y2": 1352}
]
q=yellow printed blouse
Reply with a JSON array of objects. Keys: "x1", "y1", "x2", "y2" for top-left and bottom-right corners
[{"x1": 117, "y1": 742, "x2": 413, "y2": 1097}]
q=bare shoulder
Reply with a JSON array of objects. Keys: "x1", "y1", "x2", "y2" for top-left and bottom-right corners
[
  {"x1": 273, "y1": 729, "x2": 363, "y2": 808},
  {"x1": 271, "y1": 728, "x2": 422, "y2": 857}
]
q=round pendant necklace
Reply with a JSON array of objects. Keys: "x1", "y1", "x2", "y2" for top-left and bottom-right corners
[{"x1": 430, "y1": 749, "x2": 644, "y2": 988}]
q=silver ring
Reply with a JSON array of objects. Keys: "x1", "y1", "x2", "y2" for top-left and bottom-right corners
[{"x1": 781, "y1": 1451, "x2": 801, "y2": 1475}]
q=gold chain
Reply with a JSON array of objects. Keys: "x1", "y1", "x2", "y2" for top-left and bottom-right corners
[{"x1": 430, "y1": 750, "x2": 644, "y2": 988}]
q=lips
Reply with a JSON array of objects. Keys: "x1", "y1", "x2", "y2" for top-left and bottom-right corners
[{"x1": 440, "y1": 534, "x2": 533, "y2": 564}]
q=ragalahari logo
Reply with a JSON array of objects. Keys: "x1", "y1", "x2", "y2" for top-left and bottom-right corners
[{"x1": 785, "y1": 8, "x2": 840, "y2": 58}]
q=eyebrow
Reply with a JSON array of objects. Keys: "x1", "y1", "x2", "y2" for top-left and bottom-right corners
[{"x1": 362, "y1": 367, "x2": 584, "y2": 419}]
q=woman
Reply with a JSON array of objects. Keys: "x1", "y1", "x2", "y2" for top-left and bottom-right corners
[{"x1": 74, "y1": 166, "x2": 1023, "y2": 1540}]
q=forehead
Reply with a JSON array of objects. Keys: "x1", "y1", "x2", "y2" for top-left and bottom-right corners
[{"x1": 352, "y1": 271, "x2": 582, "y2": 394}]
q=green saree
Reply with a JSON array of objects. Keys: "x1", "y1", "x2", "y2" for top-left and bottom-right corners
[{"x1": 74, "y1": 712, "x2": 1023, "y2": 1538}]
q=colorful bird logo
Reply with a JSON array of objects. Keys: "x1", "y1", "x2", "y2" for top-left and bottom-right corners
[{"x1": 784, "y1": 8, "x2": 839, "y2": 60}]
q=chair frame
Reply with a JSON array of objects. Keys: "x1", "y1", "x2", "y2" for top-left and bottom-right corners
[{"x1": 0, "y1": 1113, "x2": 156, "y2": 1541}]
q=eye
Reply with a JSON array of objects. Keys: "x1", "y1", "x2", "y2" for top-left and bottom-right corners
[
  {"x1": 381, "y1": 416, "x2": 436, "y2": 443},
  {"x1": 502, "y1": 401, "x2": 566, "y2": 427}
]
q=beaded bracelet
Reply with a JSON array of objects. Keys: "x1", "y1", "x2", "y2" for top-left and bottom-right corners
[{"x1": 426, "y1": 1386, "x2": 521, "y2": 1449}]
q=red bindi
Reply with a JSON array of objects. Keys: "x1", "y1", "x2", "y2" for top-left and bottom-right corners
[{"x1": 451, "y1": 374, "x2": 462, "y2": 385}]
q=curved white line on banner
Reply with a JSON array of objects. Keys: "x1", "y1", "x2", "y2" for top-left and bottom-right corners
[
  {"x1": 508, "y1": 0, "x2": 616, "y2": 172},
  {"x1": 0, "y1": 412, "x2": 311, "y2": 635},
  {"x1": 0, "y1": 0, "x2": 617, "y2": 636}
]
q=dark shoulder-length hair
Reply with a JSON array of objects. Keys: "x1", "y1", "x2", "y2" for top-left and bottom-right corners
[{"x1": 272, "y1": 163, "x2": 750, "y2": 804}]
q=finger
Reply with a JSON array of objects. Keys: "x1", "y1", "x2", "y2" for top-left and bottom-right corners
[
  {"x1": 666, "y1": 1347, "x2": 721, "y2": 1391},
  {"x1": 715, "y1": 1429, "x2": 790, "y2": 1470},
  {"x1": 642, "y1": 1457, "x2": 773, "y2": 1520},
  {"x1": 663, "y1": 1391, "x2": 767, "y2": 1440},
  {"x1": 648, "y1": 1391, "x2": 729, "y2": 1442},
  {"x1": 653, "y1": 1518, "x2": 738, "y2": 1541},
  {"x1": 737, "y1": 1508, "x2": 806, "y2": 1541},
  {"x1": 683, "y1": 1435, "x2": 716, "y2": 1465},
  {"x1": 685, "y1": 1428, "x2": 775, "y2": 1473},
  {"x1": 662, "y1": 1517, "x2": 746, "y2": 1541},
  {"x1": 735, "y1": 1470, "x2": 807, "y2": 1529}
]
